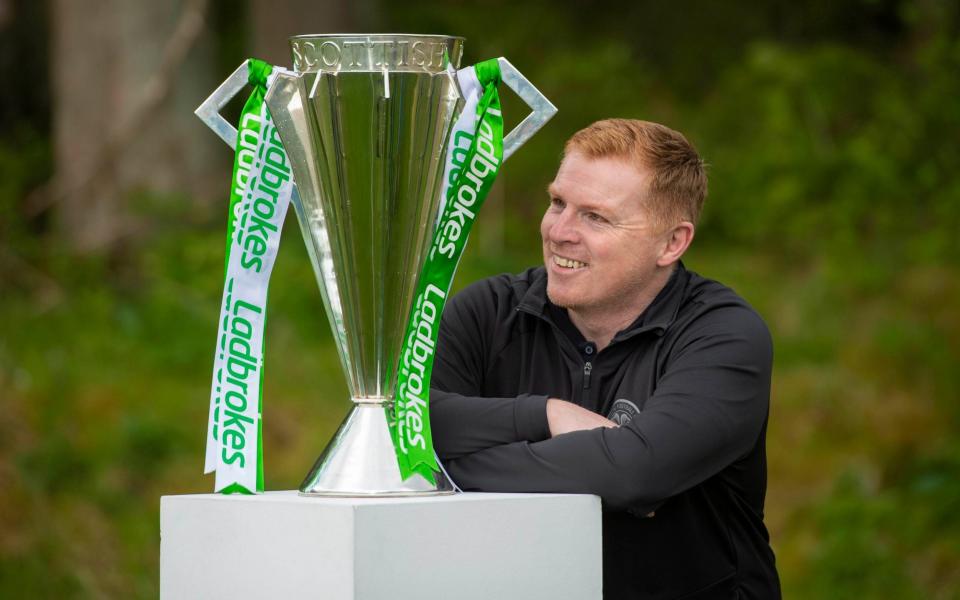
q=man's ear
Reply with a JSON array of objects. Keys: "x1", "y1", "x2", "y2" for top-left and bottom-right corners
[{"x1": 657, "y1": 222, "x2": 695, "y2": 267}]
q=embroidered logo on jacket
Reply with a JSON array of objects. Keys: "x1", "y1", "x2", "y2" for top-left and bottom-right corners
[{"x1": 608, "y1": 398, "x2": 641, "y2": 425}]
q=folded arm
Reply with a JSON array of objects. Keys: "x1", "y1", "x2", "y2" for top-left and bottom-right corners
[{"x1": 439, "y1": 307, "x2": 773, "y2": 513}]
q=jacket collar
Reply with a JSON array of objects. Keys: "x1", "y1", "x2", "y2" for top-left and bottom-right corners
[{"x1": 517, "y1": 262, "x2": 690, "y2": 341}]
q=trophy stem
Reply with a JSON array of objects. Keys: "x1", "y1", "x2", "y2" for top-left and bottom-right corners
[{"x1": 299, "y1": 400, "x2": 455, "y2": 497}]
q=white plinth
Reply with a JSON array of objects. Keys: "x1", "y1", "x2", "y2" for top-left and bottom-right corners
[{"x1": 160, "y1": 491, "x2": 601, "y2": 600}]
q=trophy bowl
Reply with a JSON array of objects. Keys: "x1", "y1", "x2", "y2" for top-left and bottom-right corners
[{"x1": 267, "y1": 34, "x2": 464, "y2": 496}]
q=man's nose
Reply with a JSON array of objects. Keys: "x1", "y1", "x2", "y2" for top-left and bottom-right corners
[{"x1": 548, "y1": 208, "x2": 580, "y2": 244}]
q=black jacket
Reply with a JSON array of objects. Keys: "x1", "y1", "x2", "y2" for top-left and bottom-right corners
[{"x1": 430, "y1": 264, "x2": 781, "y2": 599}]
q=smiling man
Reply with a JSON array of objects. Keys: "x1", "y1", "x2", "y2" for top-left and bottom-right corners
[{"x1": 430, "y1": 119, "x2": 780, "y2": 599}]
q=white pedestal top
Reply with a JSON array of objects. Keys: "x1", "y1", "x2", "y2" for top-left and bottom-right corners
[{"x1": 161, "y1": 491, "x2": 602, "y2": 600}]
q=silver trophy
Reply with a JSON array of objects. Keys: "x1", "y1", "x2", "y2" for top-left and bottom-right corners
[{"x1": 197, "y1": 34, "x2": 556, "y2": 496}]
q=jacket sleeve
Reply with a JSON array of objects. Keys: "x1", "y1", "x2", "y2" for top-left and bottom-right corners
[
  {"x1": 431, "y1": 390, "x2": 550, "y2": 459},
  {"x1": 442, "y1": 305, "x2": 773, "y2": 513},
  {"x1": 429, "y1": 279, "x2": 552, "y2": 459}
]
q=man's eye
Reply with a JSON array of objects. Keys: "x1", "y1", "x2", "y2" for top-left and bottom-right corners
[
  {"x1": 586, "y1": 212, "x2": 606, "y2": 223},
  {"x1": 550, "y1": 197, "x2": 564, "y2": 209}
]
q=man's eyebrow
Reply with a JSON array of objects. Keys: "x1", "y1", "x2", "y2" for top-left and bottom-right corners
[{"x1": 545, "y1": 183, "x2": 613, "y2": 215}]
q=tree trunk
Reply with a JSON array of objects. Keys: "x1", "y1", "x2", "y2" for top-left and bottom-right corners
[{"x1": 51, "y1": 0, "x2": 223, "y2": 252}]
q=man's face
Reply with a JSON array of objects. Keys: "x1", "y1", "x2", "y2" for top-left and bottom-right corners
[{"x1": 541, "y1": 152, "x2": 669, "y2": 316}]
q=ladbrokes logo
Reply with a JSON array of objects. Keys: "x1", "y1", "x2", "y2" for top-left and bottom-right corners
[
  {"x1": 236, "y1": 123, "x2": 290, "y2": 272},
  {"x1": 213, "y1": 284, "x2": 262, "y2": 467},
  {"x1": 396, "y1": 283, "x2": 446, "y2": 453},
  {"x1": 434, "y1": 115, "x2": 501, "y2": 259},
  {"x1": 212, "y1": 120, "x2": 289, "y2": 471}
]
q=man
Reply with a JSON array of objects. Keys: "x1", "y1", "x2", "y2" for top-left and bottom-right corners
[{"x1": 429, "y1": 119, "x2": 781, "y2": 599}]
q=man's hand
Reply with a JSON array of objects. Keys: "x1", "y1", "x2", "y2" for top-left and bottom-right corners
[{"x1": 547, "y1": 398, "x2": 618, "y2": 437}]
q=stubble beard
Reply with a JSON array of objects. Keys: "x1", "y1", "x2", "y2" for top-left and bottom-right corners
[
  {"x1": 546, "y1": 266, "x2": 652, "y2": 325},
  {"x1": 546, "y1": 284, "x2": 577, "y2": 311}
]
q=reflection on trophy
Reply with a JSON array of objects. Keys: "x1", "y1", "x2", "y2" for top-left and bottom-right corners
[{"x1": 197, "y1": 33, "x2": 556, "y2": 497}]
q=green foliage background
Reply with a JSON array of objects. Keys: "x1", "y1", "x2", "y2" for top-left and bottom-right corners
[{"x1": 2, "y1": 0, "x2": 959, "y2": 597}]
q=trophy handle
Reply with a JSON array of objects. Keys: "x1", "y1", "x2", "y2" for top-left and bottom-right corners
[
  {"x1": 195, "y1": 61, "x2": 250, "y2": 149},
  {"x1": 497, "y1": 57, "x2": 558, "y2": 162},
  {"x1": 198, "y1": 59, "x2": 559, "y2": 160}
]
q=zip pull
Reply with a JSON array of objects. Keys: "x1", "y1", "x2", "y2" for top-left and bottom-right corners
[{"x1": 583, "y1": 361, "x2": 593, "y2": 389}]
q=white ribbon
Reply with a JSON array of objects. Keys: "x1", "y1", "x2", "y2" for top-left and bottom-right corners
[{"x1": 204, "y1": 71, "x2": 293, "y2": 492}]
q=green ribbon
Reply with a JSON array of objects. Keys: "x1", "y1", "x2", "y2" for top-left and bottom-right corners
[
  {"x1": 224, "y1": 59, "x2": 273, "y2": 274},
  {"x1": 214, "y1": 58, "x2": 274, "y2": 495},
  {"x1": 391, "y1": 59, "x2": 505, "y2": 484}
]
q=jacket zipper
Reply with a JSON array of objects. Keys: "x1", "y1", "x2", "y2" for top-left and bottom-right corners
[{"x1": 515, "y1": 305, "x2": 602, "y2": 395}]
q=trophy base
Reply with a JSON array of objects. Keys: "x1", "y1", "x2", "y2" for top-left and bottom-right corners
[{"x1": 299, "y1": 401, "x2": 456, "y2": 497}]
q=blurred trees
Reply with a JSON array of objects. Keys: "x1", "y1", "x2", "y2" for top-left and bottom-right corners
[
  {"x1": 0, "y1": 0, "x2": 51, "y2": 266},
  {"x1": 249, "y1": 0, "x2": 365, "y2": 66},
  {"x1": 6, "y1": 0, "x2": 371, "y2": 254},
  {"x1": 46, "y1": 0, "x2": 222, "y2": 252}
]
